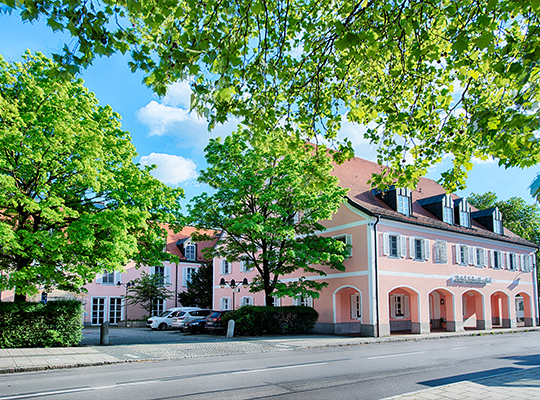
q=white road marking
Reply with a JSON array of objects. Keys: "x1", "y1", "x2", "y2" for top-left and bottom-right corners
[
  {"x1": 451, "y1": 347, "x2": 467, "y2": 350},
  {"x1": 232, "y1": 362, "x2": 328, "y2": 374},
  {"x1": 124, "y1": 354, "x2": 140, "y2": 358},
  {"x1": 367, "y1": 351, "x2": 426, "y2": 360},
  {"x1": 0, "y1": 380, "x2": 161, "y2": 400}
]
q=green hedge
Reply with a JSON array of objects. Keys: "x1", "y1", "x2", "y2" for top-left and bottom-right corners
[
  {"x1": 0, "y1": 300, "x2": 83, "y2": 348},
  {"x1": 223, "y1": 305, "x2": 319, "y2": 336}
]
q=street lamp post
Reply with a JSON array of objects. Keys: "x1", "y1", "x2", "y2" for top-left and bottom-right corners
[
  {"x1": 117, "y1": 281, "x2": 134, "y2": 322},
  {"x1": 219, "y1": 277, "x2": 249, "y2": 310}
]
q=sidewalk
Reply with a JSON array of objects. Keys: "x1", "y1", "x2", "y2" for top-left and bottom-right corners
[{"x1": 1, "y1": 326, "x2": 540, "y2": 399}]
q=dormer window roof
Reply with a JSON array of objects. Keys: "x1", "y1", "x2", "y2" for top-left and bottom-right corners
[
  {"x1": 372, "y1": 186, "x2": 412, "y2": 217},
  {"x1": 176, "y1": 238, "x2": 198, "y2": 261},
  {"x1": 471, "y1": 207, "x2": 503, "y2": 235},
  {"x1": 417, "y1": 193, "x2": 454, "y2": 224}
]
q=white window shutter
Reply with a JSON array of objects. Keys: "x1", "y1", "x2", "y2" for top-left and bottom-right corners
[
  {"x1": 424, "y1": 239, "x2": 430, "y2": 261},
  {"x1": 468, "y1": 246, "x2": 475, "y2": 265},
  {"x1": 520, "y1": 255, "x2": 524, "y2": 271},
  {"x1": 455, "y1": 245, "x2": 460, "y2": 264},
  {"x1": 164, "y1": 266, "x2": 171, "y2": 285},
  {"x1": 404, "y1": 295, "x2": 410, "y2": 318},
  {"x1": 96, "y1": 273, "x2": 103, "y2": 284},
  {"x1": 383, "y1": 233, "x2": 389, "y2": 256},
  {"x1": 401, "y1": 236, "x2": 407, "y2": 258},
  {"x1": 114, "y1": 272, "x2": 122, "y2": 284},
  {"x1": 239, "y1": 261, "x2": 245, "y2": 273},
  {"x1": 409, "y1": 237, "x2": 415, "y2": 259},
  {"x1": 490, "y1": 250, "x2": 494, "y2": 268},
  {"x1": 220, "y1": 260, "x2": 224, "y2": 275},
  {"x1": 182, "y1": 267, "x2": 188, "y2": 287},
  {"x1": 346, "y1": 234, "x2": 353, "y2": 257},
  {"x1": 506, "y1": 252, "x2": 510, "y2": 270},
  {"x1": 149, "y1": 266, "x2": 155, "y2": 276},
  {"x1": 390, "y1": 295, "x2": 396, "y2": 318},
  {"x1": 350, "y1": 293, "x2": 361, "y2": 319},
  {"x1": 293, "y1": 297, "x2": 300, "y2": 306},
  {"x1": 482, "y1": 249, "x2": 487, "y2": 267}
]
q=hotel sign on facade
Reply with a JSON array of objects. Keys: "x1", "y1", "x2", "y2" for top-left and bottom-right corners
[{"x1": 451, "y1": 275, "x2": 492, "y2": 285}]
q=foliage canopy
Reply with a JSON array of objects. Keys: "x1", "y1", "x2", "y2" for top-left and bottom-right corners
[
  {"x1": 125, "y1": 271, "x2": 174, "y2": 316},
  {"x1": 188, "y1": 131, "x2": 349, "y2": 306},
  {"x1": 3, "y1": 0, "x2": 540, "y2": 190},
  {"x1": 0, "y1": 52, "x2": 183, "y2": 300}
]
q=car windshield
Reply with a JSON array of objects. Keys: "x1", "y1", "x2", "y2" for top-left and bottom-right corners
[
  {"x1": 158, "y1": 311, "x2": 171, "y2": 318},
  {"x1": 177, "y1": 311, "x2": 186, "y2": 317}
]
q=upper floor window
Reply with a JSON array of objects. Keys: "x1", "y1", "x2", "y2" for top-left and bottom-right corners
[
  {"x1": 185, "y1": 244, "x2": 196, "y2": 261},
  {"x1": 494, "y1": 219, "x2": 503, "y2": 235},
  {"x1": 334, "y1": 234, "x2": 353, "y2": 257},
  {"x1": 389, "y1": 235, "x2": 399, "y2": 257},
  {"x1": 409, "y1": 237, "x2": 429, "y2": 261},
  {"x1": 154, "y1": 266, "x2": 165, "y2": 285},
  {"x1": 383, "y1": 233, "x2": 404, "y2": 258},
  {"x1": 240, "y1": 259, "x2": 254, "y2": 273},
  {"x1": 443, "y1": 207, "x2": 453, "y2": 224},
  {"x1": 508, "y1": 253, "x2": 517, "y2": 271},
  {"x1": 475, "y1": 247, "x2": 486, "y2": 267},
  {"x1": 460, "y1": 211, "x2": 470, "y2": 228},
  {"x1": 398, "y1": 195, "x2": 410, "y2": 216},
  {"x1": 221, "y1": 260, "x2": 231, "y2": 275},
  {"x1": 102, "y1": 270, "x2": 115, "y2": 285},
  {"x1": 183, "y1": 267, "x2": 197, "y2": 287},
  {"x1": 456, "y1": 244, "x2": 468, "y2": 265},
  {"x1": 492, "y1": 250, "x2": 502, "y2": 269}
]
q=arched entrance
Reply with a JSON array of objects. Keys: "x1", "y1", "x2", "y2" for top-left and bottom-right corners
[
  {"x1": 388, "y1": 287, "x2": 423, "y2": 334},
  {"x1": 333, "y1": 286, "x2": 362, "y2": 335},
  {"x1": 462, "y1": 289, "x2": 486, "y2": 330},
  {"x1": 490, "y1": 291, "x2": 510, "y2": 328},
  {"x1": 515, "y1": 292, "x2": 534, "y2": 327},
  {"x1": 429, "y1": 289, "x2": 455, "y2": 332}
]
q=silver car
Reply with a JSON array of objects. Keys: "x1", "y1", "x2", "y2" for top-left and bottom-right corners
[{"x1": 171, "y1": 309, "x2": 213, "y2": 332}]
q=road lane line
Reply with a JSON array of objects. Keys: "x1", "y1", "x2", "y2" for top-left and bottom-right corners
[
  {"x1": 367, "y1": 351, "x2": 426, "y2": 360},
  {"x1": 232, "y1": 362, "x2": 328, "y2": 375},
  {"x1": 451, "y1": 347, "x2": 467, "y2": 350},
  {"x1": 0, "y1": 380, "x2": 161, "y2": 400}
]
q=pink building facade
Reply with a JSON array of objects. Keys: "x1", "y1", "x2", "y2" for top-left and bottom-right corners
[{"x1": 213, "y1": 157, "x2": 538, "y2": 337}]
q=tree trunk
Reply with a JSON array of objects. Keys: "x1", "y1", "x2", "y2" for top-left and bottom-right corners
[{"x1": 14, "y1": 293, "x2": 27, "y2": 302}]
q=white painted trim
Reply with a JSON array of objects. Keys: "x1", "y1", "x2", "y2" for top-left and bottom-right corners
[
  {"x1": 315, "y1": 219, "x2": 370, "y2": 235},
  {"x1": 378, "y1": 219, "x2": 536, "y2": 253},
  {"x1": 332, "y1": 285, "x2": 362, "y2": 324},
  {"x1": 277, "y1": 270, "x2": 369, "y2": 283}
]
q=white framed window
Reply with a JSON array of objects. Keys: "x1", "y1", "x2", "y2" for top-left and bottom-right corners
[
  {"x1": 475, "y1": 247, "x2": 487, "y2": 268},
  {"x1": 240, "y1": 259, "x2": 254, "y2": 273},
  {"x1": 491, "y1": 250, "x2": 502, "y2": 269},
  {"x1": 455, "y1": 244, "x2": 468, "y2": 265},
  {"x1": 240, "y1": 296, "x2": 253, "y2": 307},
  {"x1": 443, "y1": 206, "x2": 453, "y2": 224},
  {"x1": 523, "y1": 255, "x2": 533, "y2": 272},
  {"x1": 220, "y1": 260, "x2": 231, "y2": 275},
  {"x1": 409, "y1": 237, "x2": 430, "y2": 261},
  {"x1": 185, "y1": 243, "x2": 196, "y2": 261},
  {"x1": 266, "y1": 296, "x2": 281, "y2": 306},
  {"x1": 219, "y1": 297, "x2": 231, "y2": 310},
  {"x1": 398, "y1": 195, "x2": 410, "y2": 216},
  {"x1": 182, "y1": 267, "x2": 197, "y2": 287},
  {"x1": 334, "y1": 234, "x2": 353, "y2": 257},
  {"x1": 390, "y1": 294, "x2": 409, "y2": 319},
  {"x1": 101, "y1": 270, "x2": 115, "y2": 285},
  {"x1": 152, "y1": 299, "x2": 165, "y2": 316},
  {"x1": 494, "y1": 219, "x2": 503, "y2": 235},
  {"x1": 91, "y1": 297, "x2": 106, "y2": 325},
  {"x1": 150, "y1": 266, "x2": 171, "y2": 286},
  {"x1": 293, "y1": 296, "x2": 313, "y2": 307},
  {"x1": 508, "y1": 253, "x2": 517, "y2": 271},
  {"x1": 435, "y1": 241, "x2": 448, "y2": 264},
  {"x1": 350, "y1": 293, "x2": 361, "y2": 320},
  {"x1": 109, "y1": 297, "x2": 123, "y2": 324},
  {"x1": 383, "y1": 233, "x2": 404, "y2": 258},
  {"x1": 460, "y1": 210, "x2": 470, "y2": 228}
]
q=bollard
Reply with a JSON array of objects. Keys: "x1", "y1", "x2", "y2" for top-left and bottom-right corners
[
  {"x1": 100, "y1": 321, "x2": 110, "y2": 345},
  {"x1": 226, "y1": 319, "x2": 235, "y2": 338}
]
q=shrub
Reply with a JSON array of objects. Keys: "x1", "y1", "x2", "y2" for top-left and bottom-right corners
[
  {"x1": 223, "y1": 305, "x2": 318, "y2": 336},
  {"x1": 0, "y1": 300, "x2": 83, "y2": 348}
]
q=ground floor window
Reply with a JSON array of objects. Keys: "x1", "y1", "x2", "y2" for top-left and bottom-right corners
[
  {"x1": 390, "y1": 294, "x2": 409, "y2": 318},
  {"x1": 152, "y1": 299, "x2": 165, "y2": 316},
  {"x1": 350, "y1": 293, "x2": 361, "y2": 320},
  {"x1": 293, "y1": 296, "x2": 313, "y2": 307},
  {"x1": 220, "y1": 297, "x2": 231, "y2": 310},
  {"x1": 240, "y1": 296, "x2": 253, "y2": 306},
  {"x1": 91, "y1": 297, "x2": 106, "y2": 325},
  {"x1": 109, "y1": 297, "x2": 123, "y2": 324}
]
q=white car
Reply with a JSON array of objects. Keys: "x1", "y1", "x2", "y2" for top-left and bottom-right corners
[{"x1": 146, "y1": 307, "x2": 198, "y2": 330}]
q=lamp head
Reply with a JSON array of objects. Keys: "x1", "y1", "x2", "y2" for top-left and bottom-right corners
[{"x1": 219, "y1": 277, "x2": 226, "y2": 289}]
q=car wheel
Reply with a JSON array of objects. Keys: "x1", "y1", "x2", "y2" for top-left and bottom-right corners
[{"x1": 158, "y1": 323, "x2": 167, "y2": 331}]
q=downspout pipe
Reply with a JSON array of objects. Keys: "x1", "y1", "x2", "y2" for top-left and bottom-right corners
[{"x1": 373, "y1": 215, "x2": 380, "y2": 337}]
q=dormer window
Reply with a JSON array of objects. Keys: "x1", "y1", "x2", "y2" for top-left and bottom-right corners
[
  {"x1": 443, "y1": 206, "x2": 453, "y2": 224},
  {"x1": 471, "y1": 207, "x2": 503, "y2": 234},
  {"x1": 454, "y1": 198, "x2": 471, "y2": 228},
  {"x1": 185, "y1": 243, "x2": 196, "y2": 261},
  {"x1": 398, "y1": 195, "x2": 410, "y2": 216},
  {"x1": 460, "y1": 210, "x2": 470, "y2": 227},
  {"x1": 418, "y1": 193, "x2": 454, "y2": 224}
]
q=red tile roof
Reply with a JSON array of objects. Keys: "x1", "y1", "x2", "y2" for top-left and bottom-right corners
[
  {"x1": 333, "y1": 157, "x2": 537, "y2": 248},
  {"x1": 163, "y1": 225, "x2": 219, "y2": 262}
]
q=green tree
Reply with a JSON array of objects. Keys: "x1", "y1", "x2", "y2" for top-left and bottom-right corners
[
  {"x1": 469, "y1": 192, "x2": 540, "y2": 268},
  {"x1": 4, "y1": 0, "x2": 540, "y2": 190},
  {"x1": 188, "y1": 130, "x2": 349, "y2": 306},
  {"x1": 177, "y1": 262, "x2": 213, "y2": 309},
  {"x1": 125, "y1": 272, "x2": 173, "y2": 317},
  {"x1": 0, "y1": 52, "x2": 183, "y2": 301}
]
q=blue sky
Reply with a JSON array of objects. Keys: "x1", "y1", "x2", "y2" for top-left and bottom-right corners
[{"x1": 1, "y1": 12, "x2": 538, "y2": 207}]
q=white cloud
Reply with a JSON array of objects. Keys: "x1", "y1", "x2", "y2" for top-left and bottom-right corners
[
  {"x1": 136, "y1": 101, "x2": 204, "y2": 136},
  {"x1": 162, "y1": 81, "x2": 192, "y2": 108},
  {"x1": 139, "y1": 153, "x2": 198, "y2": 185}
]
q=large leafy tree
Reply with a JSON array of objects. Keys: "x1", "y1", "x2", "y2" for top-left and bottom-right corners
[
  {"x1": 3, "y1": 0, "x2": 540, "y2": 190},
  {"x1": 177, "y1": 262, "x2": 213, "y2": 309},
  {"x1": 188, "y1": 130, "x2": 349, "y2": 306},
  {"x1": 0, "y1": 52, "x2": 183, "y2": 301},
  {"x1": 125, "y1": 272, "x2": 174, "y2": 317},
  {"x1": 468, "y1": 192, "x2": 540, "y2": 270}
]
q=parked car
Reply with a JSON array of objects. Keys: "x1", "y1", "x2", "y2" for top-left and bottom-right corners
[
  {"x1": 205, "y1": 310, "x2": 232, "y2": 334},
  {"x1": 185, "y1": 318, "x2": 207, "y2": 334},
  {"x1": 171, "y1": 309, "x2": 213, "y2": 331},
  {"x1": 146, "y1": 307, "x2": 199, "y2": 330}
]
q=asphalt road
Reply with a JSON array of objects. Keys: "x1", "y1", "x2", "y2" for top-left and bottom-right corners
[{"x1": 2, "y1": 331, "x2": 539, "y2": 399}]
